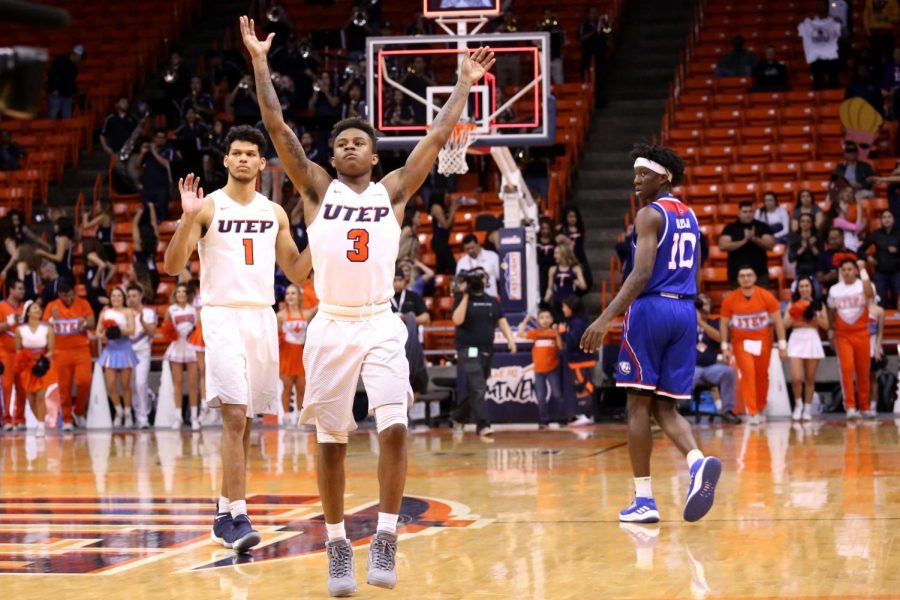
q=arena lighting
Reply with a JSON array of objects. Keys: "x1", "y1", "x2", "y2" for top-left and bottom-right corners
[{"x1": 0, "y1": 0, "x2": 71, "y2": 118}]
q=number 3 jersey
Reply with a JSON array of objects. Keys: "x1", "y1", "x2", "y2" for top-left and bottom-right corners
[
  {"x1": 198, "y1": 189, "x2": 278, "y2": 308},
  {"x1": 632, "y1": 196, "x2": 700, "y2": 297},
  {"x1": 307, "y1": 180, "x2": 400, "y2": 307}
]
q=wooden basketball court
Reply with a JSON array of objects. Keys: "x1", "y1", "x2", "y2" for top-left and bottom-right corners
[{"x1": 2, "y1": 420, "x2": 899, "y2": 598}]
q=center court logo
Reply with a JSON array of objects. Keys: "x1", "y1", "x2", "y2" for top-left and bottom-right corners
[
  {"x1": 618, "y1": 361, "x2": 632, "y2": 375},
  {"x1": 0, "y1": 495, "x2": 490, "y2": 575}
]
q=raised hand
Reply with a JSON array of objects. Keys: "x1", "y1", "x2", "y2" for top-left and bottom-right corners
[
  {"x1": 460, "y1": 46, "x2": 496, "y2": 86},
  {"x1": 239, "y1": 15, "x2": 275, "y2": 60},
  {"x1": 178, "y1": 173, "x2": 205, "y2": 218}
]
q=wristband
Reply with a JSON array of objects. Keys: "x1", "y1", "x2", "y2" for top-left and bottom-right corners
[
  {"x1": 720, "y1": 342, "x2": 730, "y2": 350},
  {"x1": 778, "y1": 340, "x2": 787, "y2": 351},
  {"x1": 860, "y1": 269, "x2": 870, "y2": 282}
]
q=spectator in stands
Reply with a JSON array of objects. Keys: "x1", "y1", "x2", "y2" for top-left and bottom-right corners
[
  {"x1": 391, "y1": 268, "x2": 430, "y2": 326},
  {"x1": 834, "y1": 142, "x2": 876, "y2": 198},
  {"x1": 205, "y1": 119, "x2": 229, "y2": 160},
  {"x1": 0, "y1": 130, "x2": 25, "y2": 171},
  {"x1": 227, "y1": 75, "x2": 261, "y2": 126},
  {"x1": 792, "y1": 189, "x2": 825, "y2": 232},
  {"x1": 200, "y1": 154, "x2": 227, "y2": 192},
  {"x1": 784, "y1": 276, "x2": 829, "y2": 421},
  {"x1": 343, "y1": 2, "x2": 376, "y2": 61},
  {"x1": 82, "y1": 205, "x2": 117, "y2": 265},
  {"x1": 38, "y1": 261, "x2": 61, "y2": 306},
  {"x1": 494, "y1": 11, "x2": 522, "y2": 88},
  {"x1": 82, "y1": 237, "x2": 112, "y2": 316},
  {"x1": 718, "y1": 200, "x2": 776, "y2": 288},
  {"x1": 882, "y1": 48, "x2": 900, "y2": 118},
  {"x1": 406, "y1": 12, "x2": 433, "y2": 36},
  {"x1": 556, "y1": 206, "x2": 593, "y2": 293},
  {"x1": 798, "y1": 3, "x2": 843, "y2": 90},
  {"x1": 100, "y1": 97, "x2": 140, "y2": 161},
  {"x1": 720, "y1": 266, "x2": 788, "y2": 424},
  {"x1": 830, "y1": 186, "x2": 868, "y2": 251},
  {"x1": 559, "y1": 295, "x2": 596, "y2": 427},
  {"x1": 36, "y1": 216, "x2": 74, "y2": 283},
  {"x1": 400, "y1": 56, "x2": 437, "y2": 121},
  {"x1": 545, "y1": 245, "x2": 588, "y2": 319},
  {"x1": 0, "y1": 279, "x2": 25, "y2": 431},
  {"x1": 517, "y1": 309, "x2": 563, "y2": 429},
  {"x1": 139, "y1": 130, "x2": 175, "y2": 219},
  {"x1": 456, "y1": 234, "x2": 501, "y2": 298},
  {"x1": 752, "y1": 45, "x2": 790, "y2": 91},
  {"x1": 161, "y1": 50, "x2": 191, "y2": 125},
  {"x1": 536, "y1": 217, "x2": 558, "y2": 299},
  {"x1": 828, "y1": 258, "x2": 878, "y2": 418},
  {"x1": 715, "y1": 35, "x2": 757, "y2": 77},
  {"x1": 14, "y1": 300, "x2": 54, "y2": 436},
  {"x1": 163, "y1": 283, "x2": 201, "y2": 430},
  {"x1": 789, "y1": 213, "x2": 824, "y2": 280},
  {"x1": 539, "y1": 9, "x2": 567, "y2": 85},
  {"x1": 263, "y1": 3, "x2": 294, "y2": 52},
  {"x1": 386, "y1": 90, "x2": 416, "y2": 127},
  {"x1": 865, "y1": 0, "x2": 900, "y2": 68},
  {"x1": 181, "y1": 76, "x2": 215, "y2": 122},
  {"x1": 131, "y1": 205, "x2": 160, "y2": 304},
  {"x1": 46, "y1": 44, "x2": 83, "y2": 119},
  {"x1": 859, "y1": 210, "x2": 900, "y2": 308},
  {"x1": 451, "y1": 267, "x2": 517, "y2": 437},
  {"x1": 580, "y1": 7, "x2": 610, "y2": 106},
  {"x1": 817, "y1": 226, "x2": 856, "y2": 288},
  {"x1": 97, "y1": 287, "x2": 138, "y2": 428},
  {"x1": 175, "y1": 108, "x2": 209, "y2": 175},
  {"x1": 755, "y1": 192, "x2": 791, "y2": 243},
  {"x1": 308, "y1": 71, "x2": 341, "y2": 120},
  {"x1": 44, "y1": 280, "x2": 95, "y2": 430},
  {"x1": 846, "y1": 63, "x2": 885, "y2": 116},
  {"x1": 398, "y1": 210, "x2": 420, "y2": 262},
  {"x1": 300, "y1": 131, "x2": 326, "y2": 166},
  {"x1": 16, "y1": 245, "x2": 41, "y2": 302},
  {"x1": 341, "y1": 83, "x2": 367, "y2": 120},
  {"x1": 693, "y1": 293, "x2": 740, "y2": 424},
  {"x1": 399, "y1": 257, "x2": 434, "y2": 297},
  {"x1": 830, "y1": 0, "x2": 852, "y2": 67},
  {"x1": 430, "y1": 190, "x2": 458, "y2": 275}
]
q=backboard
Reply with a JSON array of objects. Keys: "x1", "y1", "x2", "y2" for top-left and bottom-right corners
[
  {"x1": 365, "y1": 32, "x2": 552, "y2": 150},
  {"x1": 422, "y1": 0, "x2": 501, "y2": 19}
]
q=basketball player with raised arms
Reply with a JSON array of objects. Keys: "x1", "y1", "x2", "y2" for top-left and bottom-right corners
[
  {"x1": 241, "y1": 16, "x2": 494, "y2": 597},
  {"x1": 163, "y1": 125, "x2": 311, "y2": 554},
  {"x1": 580, "y1": 144, "x2": 722, "y2": 525}
]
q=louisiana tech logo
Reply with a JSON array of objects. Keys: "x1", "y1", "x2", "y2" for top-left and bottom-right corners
[
  {"x1": 0, "y1": 495, "x2": 489, "y2": 575},
  {"x1": 618, "y1": 361, "x2": 632, "y2": 376}
]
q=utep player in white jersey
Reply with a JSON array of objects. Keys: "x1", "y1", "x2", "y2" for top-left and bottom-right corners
[
  {"x1": 163, "y1": 126, "x2": 311, "y2": 554},
  {"x1": 580, "y1": 144, "x2": 722, "y2": 525},
  {"x1": 241, "y1": 15, "x2": 494, "y2": 597}
]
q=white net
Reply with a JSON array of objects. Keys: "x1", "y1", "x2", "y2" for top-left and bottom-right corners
[{"x1": 437, "y1": 123, "x2": 477, "y2": 175}]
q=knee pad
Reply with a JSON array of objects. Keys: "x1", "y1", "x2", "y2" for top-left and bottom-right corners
[{"x1": 374, "y1": 403, "x2": 408, "y2": 434}]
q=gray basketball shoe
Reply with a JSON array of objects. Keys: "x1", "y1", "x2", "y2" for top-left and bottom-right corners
[
  {"x1": 326, "y1": 538, "x2": 357, "y2": 597},
  {"x1": 365, "y1": 531, "x2": 398, "y2": 589}
]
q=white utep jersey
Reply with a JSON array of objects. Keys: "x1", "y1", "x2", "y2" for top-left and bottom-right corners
[
  {"x1": 306, "y1": 180, "x2": 400, "y2": 307},
  {"x1": 827, "y1": 279, "x2": 867, "y2": 327},
  {"x1": 198, "y1": 189, "x2": 277, "y2": 308}
]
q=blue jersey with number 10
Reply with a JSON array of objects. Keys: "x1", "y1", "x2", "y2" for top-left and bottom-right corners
[{"x1": 631, "y1": 196, "x2": 699, "y2": 296}]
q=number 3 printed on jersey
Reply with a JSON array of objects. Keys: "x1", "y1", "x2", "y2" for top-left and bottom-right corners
[
  {"x1": 347, "y1": 229, "x2": 369, "y2": 262},
  {"x1": 668, "y1": 232, "x2": 697, "y2": 270}
]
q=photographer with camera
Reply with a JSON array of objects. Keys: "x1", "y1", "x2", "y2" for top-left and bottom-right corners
[
  {"x1": 14, "y1": 300, "x2": 55, "y2": 437},
  {"x1": 693, "y1": 294, "x2": 740, "y2": 424},
  {"x1": 456, "y1": 234, "x2": 501, "y2": 298},
  {"x1": 784, "y1": 276, "x2": 829, "y2": 421},
  {"x1": 227, "y1": 75, "x2": 261, "y2": 126},
  {"x1": 97, "y1": 288, "x2": 139, "y2": 428},
  {"x1": 308, "y1": 71, "x2": 341, "y2": 119},
  {"x1": 451, "y1": 268, "x2": 517, "y2": 438}
]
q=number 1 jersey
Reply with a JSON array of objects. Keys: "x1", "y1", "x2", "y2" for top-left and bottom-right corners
[
  {"x1": 307, "y1": 180, "x2": 400, "y2": 307},
  {"x1": 198, "y1": 189, "x2": 278, "y2": 308},
  {"x1": 632, "y1": 196, "x2": 699, "y2": 297}
]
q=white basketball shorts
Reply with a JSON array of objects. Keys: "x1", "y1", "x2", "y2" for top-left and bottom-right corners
[
  {"x1": 202, "y1": 305, "x2": 278, "y2": 417},
  {"x1": 299, "y1": 303, "x2": 412, "y2": 434}
]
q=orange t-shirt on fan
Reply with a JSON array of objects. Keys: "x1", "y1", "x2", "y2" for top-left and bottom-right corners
[
  {"x1": 43, "y1": 298, "x2": 93, "y2": 350},
  {"x1": 525, "y1": 329, "x2": 560, "y2": 373},
  {"x1": 0, "y1": 301, "x2": 23, "y2": 354}
]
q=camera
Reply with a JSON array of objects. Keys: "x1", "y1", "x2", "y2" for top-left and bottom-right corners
[{"x1": 463, "y1": 270, "x2": 486, "y2": 294}]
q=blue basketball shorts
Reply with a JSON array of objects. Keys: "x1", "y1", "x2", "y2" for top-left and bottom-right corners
[{"x1": 616, "y1": 295, "x2": 697, "y2": 400}]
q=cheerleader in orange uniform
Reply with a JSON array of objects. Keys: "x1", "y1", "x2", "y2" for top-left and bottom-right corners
[
  {"x1": 14, "y1": 301, "x2": 56, "y2": 437},
  {"x1": 827, "y1": 258, "x2": 876, "y2": 419},
  {"x1": 163, "y1": 283, "x2": 200, "y2": 430},
  {"x1": 277, "y1": 284, "x2": 306, "y2": 427},
  {"x1": 187, "y1": 284, "x2": 206, "y2": 415}
]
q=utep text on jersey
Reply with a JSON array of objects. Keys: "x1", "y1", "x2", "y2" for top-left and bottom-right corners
[{"x1": 635, "y1": 196, "x2": 700, "y2": 297}]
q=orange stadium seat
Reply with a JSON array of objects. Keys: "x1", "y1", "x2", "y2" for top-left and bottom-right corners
[
  {"x1": 741, "y1": 126, "x2": 777, "y2": 145},
  {"x1": 766, "y1": 162, "x2": 802, "y2": 181},
  {"x1": 688, "y1": 165, "x2": 727, "y2": 184},
  {"x1": 723, "y1": 182, "x2": 760, "y2": 203},
  {"x1": 699, "y1": 145, "x2": 735, "y2": 165},
  {"x1": 705, "y1": 128, "x2": 739, "y2": 145},
  {"x1": 779, "y1": 125, "x2": 815, "y2": 144},
  {"x1": 777, "y1": 143, "x2": 815, "y2": 162},
  {"x1": 729, "y1": 163, "x2": 764, "y2": 182},
  {"x1": 743, "y1": 108, "x2": 779, "y2": 126},
  {"x1": 709, "y1": 109, "x2": 742, "y2": 128},
  {"x1": 737, "y1": 144, "x2": 775, "y2": 162}
]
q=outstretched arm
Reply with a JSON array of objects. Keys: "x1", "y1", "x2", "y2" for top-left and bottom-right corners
[
  {"x1": 580, "y1": 206, "x2": 662, "y2": 353},
  {"x1": 273, "y1": 204, "x2": 312, "y2": 286},
  {"x1": 163, "y1": 174, "x2": 211, "y2": 275},
  {"x1": 240, "y1": 16, "x2": 331, "y2": 206},
  {"x1": 381, "y1": 47, "x2": 496, "y2": 207}
]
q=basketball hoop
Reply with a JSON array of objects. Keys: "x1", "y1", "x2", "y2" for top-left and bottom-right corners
[{"x1": 437, "y1": 122, "x2": 478, "y2": 175}]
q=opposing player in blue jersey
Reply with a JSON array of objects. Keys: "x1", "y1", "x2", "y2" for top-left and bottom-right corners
[{"x1": 580, "y1": 144, "x2": 721, "y2": 523}]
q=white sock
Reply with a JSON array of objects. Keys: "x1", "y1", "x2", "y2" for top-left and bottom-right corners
[
  {"x1": 218, "y1": 496, "x2": 230, "y2": 514},
  {"x1": 192, "y1": 405, "x2": 200, "y2": 419},
  {"x1": 230, "y1": 499, "x2": 247, "y2": 518},
  {"x1": 686, "y1": 449, "x2": 705, "y2": 469},
  {"x1": 714, "y1": 399, "x2": 723, "y2": 411},
  {"x1": 326, "y1": 521, "x2": 346, "y2": 541},
  {"x1": 377, "y1": 512, "x2": 399, "y2": 535},
  {"x1": 634, "y1": 476, "x2": 652, "y2": 498}
]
